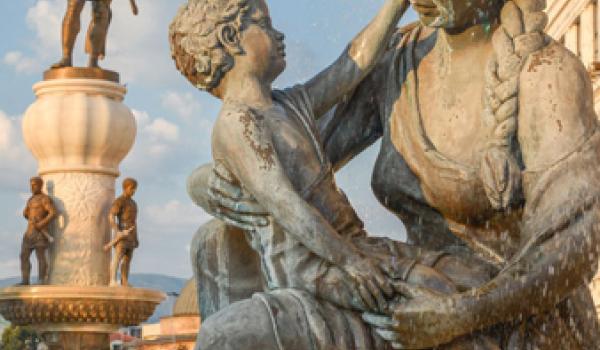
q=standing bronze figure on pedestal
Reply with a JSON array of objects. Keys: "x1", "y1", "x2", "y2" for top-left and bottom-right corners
[
  {"x1": 106, "y1": 178, "x2": 139, "y2": 287},
  {"x1": 20, "y1": 177, "x2": 57, "y2": 286},
  {"x1": 51, "y1": 0, "x2": 138, "y2": 69}
]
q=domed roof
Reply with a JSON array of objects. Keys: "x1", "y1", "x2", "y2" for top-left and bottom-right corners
[{"x1": 172, "y1": 278, "x2": 199, "y2": 316}]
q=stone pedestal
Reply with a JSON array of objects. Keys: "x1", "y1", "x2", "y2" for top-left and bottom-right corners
[
  {"x1": 0, "y1": 286, "x2": 164, "y2": 350},
  {"x1": 0, "y1": 75, "x2": 164, "y2": 349},
  {"x1": 22, "y1": 78, "x2": 136, "y2": 286}
]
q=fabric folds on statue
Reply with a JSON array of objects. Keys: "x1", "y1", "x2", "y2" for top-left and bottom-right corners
[{"x1": 253, "y1": 289, "x2": 391, "y2": 350}]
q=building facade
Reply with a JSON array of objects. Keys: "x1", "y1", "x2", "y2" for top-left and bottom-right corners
[{"x1": 135, "y1": 279, "x2": 200, "y2": 350}]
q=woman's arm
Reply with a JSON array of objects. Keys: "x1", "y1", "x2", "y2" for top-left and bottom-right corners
[
  {"x1": 302, "y1": 0, "x2": 409, "y2": 118},
  {"x1": 213, "y1": 107, "x2": 392, "y2": 310},
  {"x1": 447, "y1": 40, "x2": 600, "y2": 337},
  {"x1": 187, "y1": 163, "x2": 270, "y2": 231},
  {"x1": 318, "y1": 66, "x2": 385, "y2": 171}
]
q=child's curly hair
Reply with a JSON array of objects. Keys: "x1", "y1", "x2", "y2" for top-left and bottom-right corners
[{"x1": 169, "y1": 0, "x2": 253, "y2": 91}]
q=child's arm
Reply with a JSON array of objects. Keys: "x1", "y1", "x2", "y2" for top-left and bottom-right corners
[
  {"x1": 302, "y1": 0, "x2": 409, "y2": 118},
  {"x1": 213, "y1": 108, "x2": 392, "y2": 311}
]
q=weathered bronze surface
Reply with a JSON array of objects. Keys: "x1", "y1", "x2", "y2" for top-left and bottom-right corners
[
  {"x1": 174, "y1": 0, "x2": 600, "y2": 349},
  {"x1": 51, "y1": 0, "x2": 138, "y2": 70},
  {"x1": 107, "y1": 178, "x2": 139, "y2": 287},
  {"x1": 20, "y1": 177, "x2": 57, "y2": 286},
  {"x1": 44, "y1": 67, "x2": 119, "y2": 82}
]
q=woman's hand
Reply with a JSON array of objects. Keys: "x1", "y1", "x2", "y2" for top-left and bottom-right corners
[
  {"x1": 363, "y1": 282, "x2": 471, "y2": 349},
  {"x1": 344, "y1": 257, "x2": 394, "y2": 313},
  {"x1": 188, "y1": 163, "x2": 270, "y2": 231}
]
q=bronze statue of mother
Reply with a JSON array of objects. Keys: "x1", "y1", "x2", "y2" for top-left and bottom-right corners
[{"x1": 184, "y1": 0, "x2": 600, "y2": 348}]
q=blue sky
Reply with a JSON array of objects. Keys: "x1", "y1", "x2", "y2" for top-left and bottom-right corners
[{"x1": 0, "y1": 0, "x2": 418, "y2": 279}]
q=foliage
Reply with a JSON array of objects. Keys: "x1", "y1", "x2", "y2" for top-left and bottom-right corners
[{"x1": 1, "y1": 325, "x2": 40, "y2": 350}]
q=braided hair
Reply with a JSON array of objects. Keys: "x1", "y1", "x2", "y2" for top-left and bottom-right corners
[{"x1": 480, "y1": 0, "x2": 548, "y2": 210}]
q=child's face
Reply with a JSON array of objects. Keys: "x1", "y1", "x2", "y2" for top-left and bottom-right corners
[{"x1": 238, "y1": 0, "x2": 286, "y2": 83}]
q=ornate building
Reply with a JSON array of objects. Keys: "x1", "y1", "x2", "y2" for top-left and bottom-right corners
[
  {"x1": 545, "y1": 0, "x2": 600, "y2": 316},
  {"x1": 135, "y1": 279, "x2": 200, "y2": 350}
]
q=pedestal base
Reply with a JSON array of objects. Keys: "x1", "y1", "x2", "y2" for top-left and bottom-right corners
[
  {"x1": 44, "y1": 67, "x2": 119, "y2": 83},
  {"x1": 41, "y1": 331, "x2": 109, "y2": 350},
  {"x1": 0, "y1": 286, "x2": 165, "y2": 350}
]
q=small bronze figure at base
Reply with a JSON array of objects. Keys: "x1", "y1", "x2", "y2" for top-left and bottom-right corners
[
  {"x1": 107, "y1": 178, "x2": 139, "y2": 287},
  {"x1": 20, "y1": 177, "x2": 57, "y2": 286}
]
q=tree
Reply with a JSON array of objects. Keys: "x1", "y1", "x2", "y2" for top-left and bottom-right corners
[{"x1": 1, "y1": 325, "x2": 40, "y2": 350}]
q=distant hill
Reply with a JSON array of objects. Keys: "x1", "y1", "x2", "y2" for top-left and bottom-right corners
[{"x1": 0, "y1": 274, "x2": 188, "y2": 323}]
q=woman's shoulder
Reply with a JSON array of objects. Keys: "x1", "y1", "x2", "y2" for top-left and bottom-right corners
[
  {"x1": 518, "y1": 38, "x2": 598, "y2": 170},
  {"x1": 521, "y1": 38, "x2": 587, "y2": 79}
]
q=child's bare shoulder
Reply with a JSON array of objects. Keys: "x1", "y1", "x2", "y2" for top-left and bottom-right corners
[
  {"x1": 215, "y1": 102, "x2": 270, "y2": 138},
  {"x1": 213, "y1": 103, "x2": 274, "y2": 164}
]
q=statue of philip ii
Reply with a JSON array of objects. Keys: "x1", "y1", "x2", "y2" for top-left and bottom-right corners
[{"x1": 51, "y1": 0, "x2": 138, "y2": 69}]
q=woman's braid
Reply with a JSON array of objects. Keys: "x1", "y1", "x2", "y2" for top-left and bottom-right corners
[{"x1": 480, "y1": 0, "x2": 548, "y2": 210}]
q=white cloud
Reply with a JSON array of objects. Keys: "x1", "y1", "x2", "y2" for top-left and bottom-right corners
[
  {"x1": 132, "y1": 109, "x2": 179, "y2": 144},
  {"x1": 0, "y1": 110, "x2": 36, "y2": 190},
  {"x1": 3, "y1": 51, "x2": 40, "y2": 74},
  {"x1": 145, "y1": 199, "x2": 209, "y2": 229},
  {"x1": 125, "y1": 109, "x2": 181, "y2": 170},
  {"x1": 146, "y1": 118, "x2": 179, "y2": 142},
  {"x1": 1, "y1": 0, "x2": 63, "y2": 74},
  {"x1": 162, "y1": 91, "x2": 202, "y2": 120},
  {"x1": 25, "y1": 0, "x2": 62, "y2": 51},
  {"x1": 0, "y1": 111, "x2": 12, "y2": 152},
  {"x1": 148, "y1": 144, "x2": 168, "y2": 157}
]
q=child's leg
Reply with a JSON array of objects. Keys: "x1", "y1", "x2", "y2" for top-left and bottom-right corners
[
  {"x1": 312, "y1": 259, "x2": 459, "y2": 314},
  {"x1": 405, "y1": 263, "x2": 457, "y2": 294},
  {"x1": 372, "y1": 238, "x2": 493, "y2": 292}
]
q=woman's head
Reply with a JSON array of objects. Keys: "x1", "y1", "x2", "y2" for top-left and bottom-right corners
[
  {"x1": 411, "y1": 0, "x2": 504, "y2": 29},
  {"x1": 170, "y1": 0, "x2": 286, "y2": 94}
]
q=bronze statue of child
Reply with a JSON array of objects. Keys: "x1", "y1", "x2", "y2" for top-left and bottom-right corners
[{"x1": 170, "y1": 0, "x2": 484, "y2": 315}]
